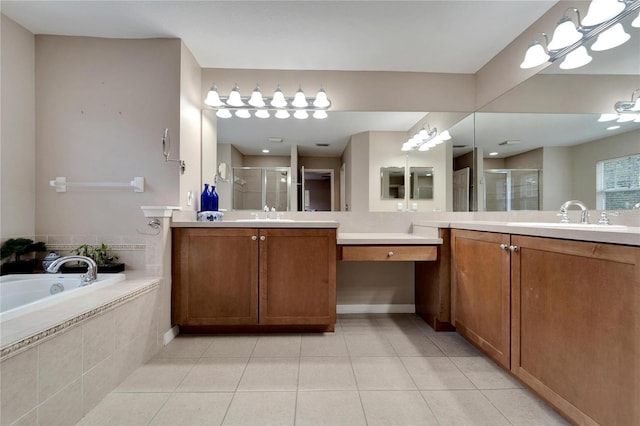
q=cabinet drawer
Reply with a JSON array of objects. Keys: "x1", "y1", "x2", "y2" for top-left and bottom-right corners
[{"x1": 341, "y1": 245, "x2": 437, "y2": 261}]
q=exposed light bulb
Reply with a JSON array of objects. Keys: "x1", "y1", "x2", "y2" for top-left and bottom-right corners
[
  {"x1": 292, "y1": 86, "x2": 308, "y2": 108},
  {"x1": 227, "y1": 84, "x2": 245, "y2": 107},
  {"x1": 520, "y1": 42, "x2": 550, "y2": 69},
  {"x1": 248, "y1": 85, "x2": 265, "y2": 107},
  {"x1": 313, "y1": 110, "x2": 328, "y2": 119},
  {"x1": 633, "y1": 11, "x2": 640, "y2": 28},
  {"x1": 582, "y1": 0, "x2": 625, "y2": 26},
  {"x1": 440, "y1": 130, "x2": 452, "y2": 141},
  {"x1": 275, "y1": 110, "x2": 290, "y2": 119},
  {"x1": 235, "y1": 109, "x2": 251, "y2": 118},
  {"x1": 216, "y1": 109, "x2": 232, "y2": 119},
  {"x1": 617, "y1": 114, "x2": 636, "y2": 122},
  {"x1": 401, "y1": 142, "x2": 412, "y2": 152},
  {"x1": 559, "y1": 46, "x2": 592, "y2": 70},
  {"x1": 632, "y1": 98, "x2": 640, "y2": 112},
  {"x1": 255, "y1": 109, "x2": 270, "y2": 119},
  {"x1": 591, "y1": 23, "x2": 630, "y2": 51},
  {"x1": 598, "y1": 113, "x2": 619, "y2": 122},
  {"x1": 312, "y1": 88, "x2": 330, "y2": 108},
  {"x1": 271, "y1": 86, "x2": 288, "y2": 108},
  {"x1": 418, "y1": 144, "x2": 430, "y2": 151},
  {"x1": 293, "y1": 110, "x2": 309, "y2": 119},
  {"x1": 548, "y1": 15, "x2": 583, "y2": 50},
  {"x1": 204, "y1": 85, "x2": 224, "y2": 107}
]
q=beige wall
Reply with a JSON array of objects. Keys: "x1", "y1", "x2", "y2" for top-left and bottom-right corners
[
  {"x1": 368, "y1": 131, "x2": 450, "y2": 212},
  {"x1": 542, "y1": 146, "x2": 572, "y2": 210},
  {"x1": 342, "y1": 132, "x2": 369, "y2": 212},
  {"x1": 1, "y1": 15, "x2": 35, "y2": 240},
  {"x1": 180, "y1": 42, "x2": 204, "y2": 212},
  {"x1": 34, "y1": 36, "x2": 182, "y2": 236},
  {"x1": 571, "y1": 129, "x2": 640, "y2": 209}
]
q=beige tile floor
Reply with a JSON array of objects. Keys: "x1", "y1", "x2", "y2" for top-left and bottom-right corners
[{"x1": 76, "y1": 314, "x2": 569, "y2": 426}]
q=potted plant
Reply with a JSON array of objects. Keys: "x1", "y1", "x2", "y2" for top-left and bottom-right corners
[
  {"x1": 0, "y1": 238, "x2": 48, "y2": 274},
  {"x1": 62, "y1": 243, "x2": 125, "y2": 273}
]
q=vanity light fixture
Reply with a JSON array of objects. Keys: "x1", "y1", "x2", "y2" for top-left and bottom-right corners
[
  {"x1": 520, "y1": 0, "x2": 640, "y2": 70},
  {"x1": 547, "y1": 8, "x2": 584, "y2": 50},
  {"x1": 598, "y1": 113, "x2": 619, "y2": 121},
  {"x1": 559, "y1": 46, "x2": 593, "y2": 69},
  {"x1": 615, "y1": 89, "x2": 640, "y2": 113},
  {"x1": 583, "y1": 0, "x2": 626, "y2": 26},
  {"x1": 591, "y1": 23, "x2": 631, "y2": 50},
  {"x1": 401, "y1": 126, "x2": 451, "y2": 152},
  {"x1": 204, "y1": 83, "x2": 331, "y2": 119}
]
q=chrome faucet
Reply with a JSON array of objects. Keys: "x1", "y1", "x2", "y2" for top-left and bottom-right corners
[
  {"x1": 46, "y1": 255, "x2": 98, "y2": 286},
  {"x1": 559, "y1": 200, "x2": 589, "y2": 224}
]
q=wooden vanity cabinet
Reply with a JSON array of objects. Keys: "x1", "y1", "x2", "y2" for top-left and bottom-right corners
[
  {"x1": 451, "y1": 229, "x2": 511, "y2": 368},
  {"x1": 511, "y1": 235, "x2": 640, "y2": 426},
  {"x1": 259, "y1": 229, "x2": 336, "y2": 326},
  {"x1": 172, "y1": 228, "x2": 259, "y2": 325},
  {"x1": 452, "y1": 229, "x2": 640, "y2": 425},
  {"x1": 172, "y1": 227, "x2": 336, "y2": 329}
]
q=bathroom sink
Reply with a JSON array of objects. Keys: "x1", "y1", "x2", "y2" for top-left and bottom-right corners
[
  {"x1": 235, "y1": 219, "x2": 295, "y2": 222},
  {"x1": 506, "y1": 222, "x2": 628, "y2": 230}
]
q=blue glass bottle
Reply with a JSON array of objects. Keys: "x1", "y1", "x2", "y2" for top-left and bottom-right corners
[
  {"x1": 210, "y1": 185, "x2": 219, "y2": 211},
  {"x1": 201, "y1": 183, "x2": 211, "y2": 211}
]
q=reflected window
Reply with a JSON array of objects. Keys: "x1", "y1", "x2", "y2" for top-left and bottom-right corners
[{"x1": 597, "y1": 154, "x2": 640, "y2": 210}]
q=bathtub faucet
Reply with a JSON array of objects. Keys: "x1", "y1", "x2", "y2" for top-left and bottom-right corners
[{"x1": 46, "y1": 255, "x2": 98, "y2": 286}]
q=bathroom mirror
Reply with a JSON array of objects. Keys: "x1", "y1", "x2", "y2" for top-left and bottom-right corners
[
  {"x1": 409, "y1": 167, "x2": 434, "y2": 200},
  {"x1": 217, "y1": 162, "x2": 229, "y2": 182},
  {"x1": 380, "y1": 167, "x2": 405, "y2": 200}
]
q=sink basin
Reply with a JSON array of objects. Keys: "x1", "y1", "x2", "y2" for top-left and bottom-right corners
[
  {"x1": 506, "y1": 222, "x2": 628, "y2": 230},
  {"x1": 235, "y1": 219, "x2": 295, "y2": 223}
]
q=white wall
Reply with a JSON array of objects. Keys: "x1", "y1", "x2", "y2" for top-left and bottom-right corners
[
  {"x1": 34, "y1": 36, "x2": 182, "y2": 236},
  {"x1": 1, "y1": 15, "x2": 35, "y2": 239}
]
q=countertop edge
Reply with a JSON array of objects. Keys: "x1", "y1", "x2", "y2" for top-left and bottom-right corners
[{"x1": 171, "y1": 220, "x2": 339, "y2": 229}]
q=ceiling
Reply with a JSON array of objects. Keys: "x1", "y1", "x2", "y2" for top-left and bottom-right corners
[{"x1": 5, "y1": 1, "x2": 637, "y2": 157}]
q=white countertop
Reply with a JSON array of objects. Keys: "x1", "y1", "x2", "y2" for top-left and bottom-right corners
[
  {"x1": 338, "y1": 232, "x2": 442, "y2": 245},
  {"x1": 414, "y1": 220, "x2": 640, "y2": 246},
  {"x1": 171, "y1": 220, "x2": 339, "y2": 229}
]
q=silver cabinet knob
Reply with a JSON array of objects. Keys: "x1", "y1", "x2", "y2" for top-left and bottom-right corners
[
  {"x1": 500, "y1": 244, "x2": 508, "y2": 251},
  {"x1": 260, "y1": 235, "x2": 266, "y2": 241},
  {"x1": 388, "y1": 251, "x2": 394, "y2": 257},
  {"x1": 251, "y1": 235, "x2": 257, "y2": 241},
  {"x1": 509, "y1": 245, "x2": 519, "y2": 253}
]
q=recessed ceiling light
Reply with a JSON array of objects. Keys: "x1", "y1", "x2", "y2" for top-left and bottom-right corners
[
  {"x1": 268, "y1": 137, "x2": 283, "y2": 143},
  {"x1": 606, "y1": 125, "x2": 621, "y2": 130},
  {"x1": 489, "y1": 152, "x2": 499, "y2": 156},
  {"x1": 315, "y1": 143, "x2": 330, "y2": 147},
  {"x1": 262, "y1": 149, "x2": 270, "y2": 153}
]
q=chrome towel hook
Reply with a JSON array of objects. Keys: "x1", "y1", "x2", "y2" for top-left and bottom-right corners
[{"x1": 136, "y1": 218, "x2": 162, "y2": 236}]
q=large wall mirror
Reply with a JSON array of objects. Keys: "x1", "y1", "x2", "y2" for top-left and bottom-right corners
[{"x1": 475, "y1": 11, "x2": 640, "y2": 212}]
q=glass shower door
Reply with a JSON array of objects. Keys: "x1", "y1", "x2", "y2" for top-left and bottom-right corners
[
  {"x1": 232, "y1": 167, "x2": 290, "y2": 211},
  {"x1": 484, "y1": 169, "x2": 539, "y2": 211}
]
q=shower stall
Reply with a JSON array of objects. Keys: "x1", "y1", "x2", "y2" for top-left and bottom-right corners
[
  {"x1": 232, "y1": 167, "x2": 291, "y2": 211},
  {"x1": 484, "y1": 169, "x2": 540, "y2": 211}
]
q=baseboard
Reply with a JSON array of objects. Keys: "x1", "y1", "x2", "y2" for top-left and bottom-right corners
[
  {"x1": 336, "y1": 304, "x2": 415, "y2": 314},
  {"x1": 163, "y1": 326, "x2": 179, "y2": 345}
]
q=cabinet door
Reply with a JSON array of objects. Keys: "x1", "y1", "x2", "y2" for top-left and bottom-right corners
[
  {"x1": 451, "y1": 229, "x2": 511, "y2": 368},
  {"x1": 511, "y1": 236, "x2": 640, "y2": 426},
  {"x1": 172, "y1": 228, "x2": 259, "y2": 325},
  {"x1": 259, "y1": 229, "x2": 336, "y2": 325}
]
